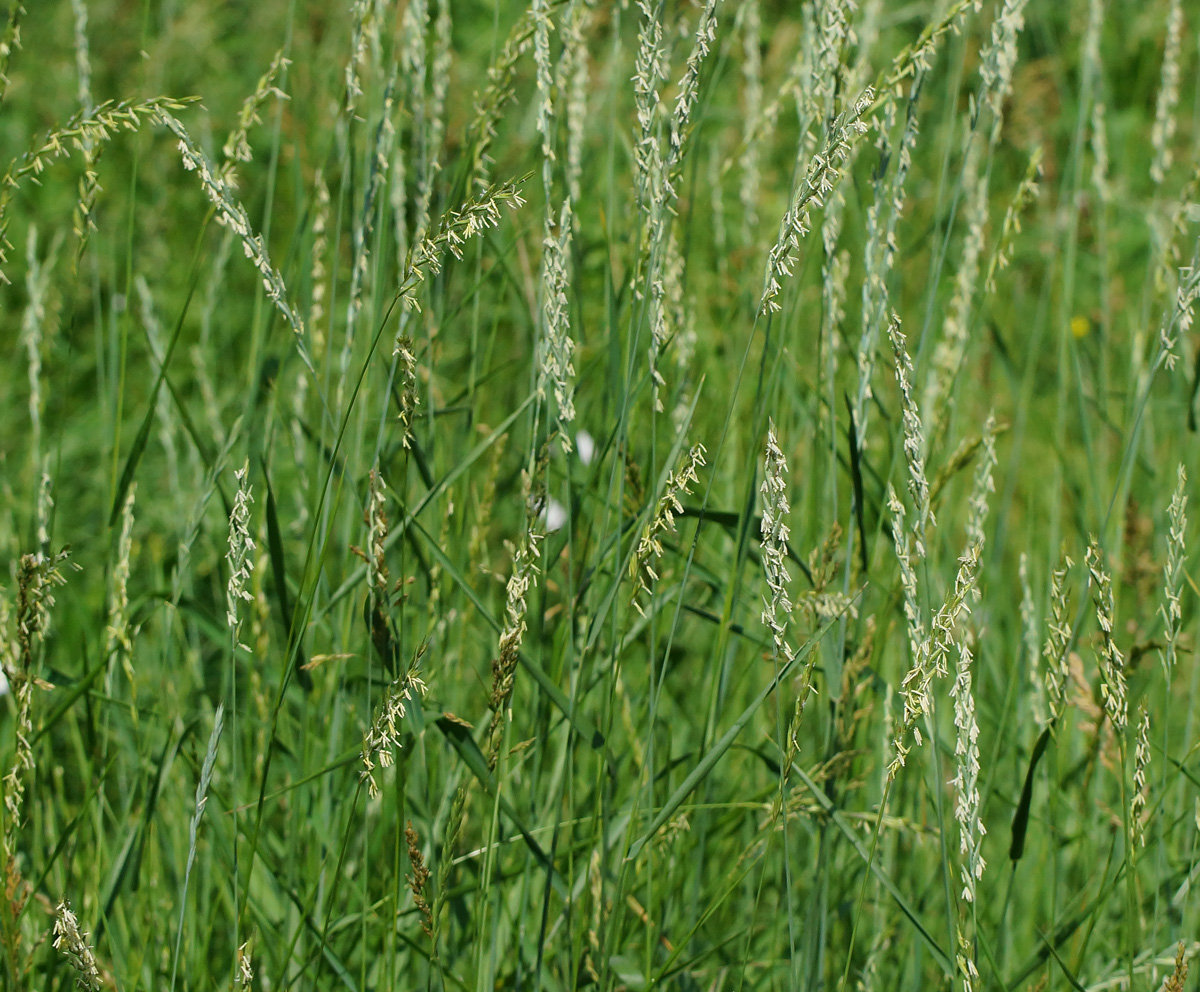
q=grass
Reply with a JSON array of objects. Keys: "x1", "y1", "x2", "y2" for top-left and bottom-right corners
[{"x1": 0, "y1": 0, "x2": 1198, "y2": 989}]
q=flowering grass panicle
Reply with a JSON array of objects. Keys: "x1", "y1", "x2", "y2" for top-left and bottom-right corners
[
  {"x1": 67, "y1": 0, "x2": 97, "y2": 254},
  {"x1": 3, "y1": 546, "x2": 75, "y2": 850},
  {"x1": 236, "y1": 941, "x2": 253, "y2": 985},
  {"x1": 562, "y1": 0, "x2": 589, "y2": 208},
  {"x1": 539, "y1": 200, "x2": 576, "y2": 433},
  {"x1": 1043, "y1": 549, "x2": 1074, "y2": 728},
  {"x1": 160, "y1": 113, "x2": 310, "y2": 365},
  {"x1": 759, "y1": 88, "x2": 874, "y2": 314},
  {"x1": 344, "y1": 0, "x2": 379, "y2": 117},
  {"x1": 532, "y1": 0, "x2": 556, "y2": 193},
  {"x1": 1085, "y1": 539, "x2": 1127, "y2": 735},
  {"x1": 887, "y1": 312, "x2": 933, "y2": 549},
  {"x1": 925, "y1": 140, "x2": 984, "y2": 430},
  {"x1": 1017, "y1": 552, "x2": 1045, "y2": 714},
  {"x1": 225, "y1": 463, "x2": 255, "y2": 651},
  {"x1": 406, "y1": 822, "x2": 434, "y2": 937},
  {"x1": 0, "y1": 96, "x2": 193, "y2": 279},
  {"x1": 396, "y1": 176, "x2": 526, "y2": 315},
  {"x1": 978, "y1": 0, "x2": 1029, "y2": 141},
  {"x1": 394, "y1": 335, "x2": 420, "y2": 448},
  {"x1": 465, "y1": 10, "x2": 536, "y2": 189},
  {"x1": 365, "y1": 468, "x2": 390, "y2": 599},
  {"x1": 20, "y1": 226, "x2": 60, "y2": 470},
  {"x1": 221, "y1": 49, "x2": 289, "y2": 181},
  {"x1": 669, "y1": 0, "x2": 720, "y2": 159},
  {"x1": 361, "y1": 666, "x2": 429, "y2": 798},
  {"x1": 950, "y1": 638, "x2": 985, "y2": 902},
  {"x1": 963, "y1": 414, "x2": 997, "y2": 557},
  {"x1": 886, "y1": 486, "x2": 925, "y2": 775},
  {"x1": 105, "y1": 484, "x2": 137, "y2": 700},
  {"x1": 890, "y1": 422, "x2": 994, "y2": 779},
  {"x1": 53, "y1": 900, "x2": 102, "y2": 990},
  {"x1": 855, "y1": 84, "x2": 923, "y2": 440},
  {"x1": 70, "y1": 0, "x2": 92, "y2": 115},
  {"x1": 1161, "y1": 465, "x2": 1187, "y2": 679},
  {"x1": 1149, "y1": 0, "x2": 1182, "y2": 184},
  {"x1": 425, "y1": 0, "x2": 453, "y2": 205},
  {"x1": 631, "y1": 0, "x2": 666, "y2": 211},
  {"x1": 630, "y1": 442, "x2": 707, "y2": 615},
  {"x1": 1161, "y1": 240, "x2": 1200, "y2": 371},
  {"x1": 738, "y1": 0, "x2": 762, "y2": 240},
  {"x1": 635, "y1": 0, "x2": 720, "y2": 410},
  {"x1": 1132, "y1": 701, "x2": 1150, "y2": 848},
  {"x1": 486, "y1": 521, "x2": 545, "y2": 770},
  {"x1": 984, "y1": 148, "x2": 1041, "y2": 294},
  {"x1": 1163, "y1": 941, "x2": 1189, "y2": 992},
  {"x1": 309, "y1": 169, "x2": 330, "y2": 346},
  {"x1": 339, "y1": 75, "x2": 397, "y2": 407},
  {"x1": 759, "y1": 421, "x2": 793, "y2": 657}
]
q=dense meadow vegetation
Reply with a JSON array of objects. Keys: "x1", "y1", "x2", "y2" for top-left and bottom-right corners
[{"x1": 0, "y1": 0, "x2": 1198, "y2": 988}]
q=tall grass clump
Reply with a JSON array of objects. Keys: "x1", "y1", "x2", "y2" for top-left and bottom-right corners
[{"x1": 0, "y1": 1, "x2": 1197, "y2": 990}]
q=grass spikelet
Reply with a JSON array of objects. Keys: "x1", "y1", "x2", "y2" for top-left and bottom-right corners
[
  {"x1": 344, "y1": 0, "x2": 379, "y2": 117},
  {"x1": 561, "y1": 0, "x2": 589, "y2": 208},
  {"x1": 891, "y1": 421, "x2": 994, "y2": 779},
  {"x1": 1019, "y1": 552, "x2": 1046, "y2": 726},
  {"x1": 737, "y1": 0, "x2": 762, "y2": 240},
  {"x1": 1132, "y1": 701, "x2": 1150, "y2": 848},
  {"x1": 951, "y1": 635, "x2": 985, "y2": 902},
  {"x1": 20, "y1": 226, "x2": 61, "y2": 471},
  {"x1": 466, "y1": 10, "x2": 536, "y2": 188},
  {"x1": 394, "y1": 335, "x2": 420, "y2": 447},
  {"x1": 1162, "y1": 941, "x2": 1188, "y2": 992},
  {"x1": 225, "y1": 463, "x2": 255, "y2": 651},
  {"x1": 978, "y1": 0, "x2": 1029, "y2": 140},
  {"x1": 0, "y1": 96, "x2": 194, "y2": 281},
  {"x1": 308, "y1": 168, "x2": 330, "y2": 351},
  {"x1": 405, "y1": 822, "x2": 434, "y2": 937},
  {"x1": 1043, "y1": 548, "x2": 1074, "y2": 728},
  {"x1": 1149, "y1": 0, "x2": 1183, "y2": 185},
  {"x1": 759, "y1": 88, "x2": 874, "y2": 314},
  {"x1": 68, "y1": 0, "x2": 98, "y2": 252},
  {"x1": 235, "y1": 940, "x2": 253, "y2": 985},
  {"x1": 361, "y1": 664, "x2": 428, "y2": 798},
  {"x1": 104, "y1": 483, "x2": 136, "y2": 705},
  {"x1": 221, "y1": 48, "x2": 289, "y2": 182},
  {"x1": 159, "y1": 112, "x2": 311, "y2": 367},
  {"x1": 539, "y1": 200, "x2": 576, "y2": 433},
  {"x1": 394, "y1": 175, "x2": 526, "y2": 315},
  {"x1": 630, "y1": 442, "x2": 706, "y2": 616},
  {"x1": 1086, "y1": 539, "x2": 1127, "y2": 735},
  {"x1": 1161, "y1": 465, "x2": 1187, "y2": 679},
  {"x1": 486, "y1": 511, "x2": 544, "y2": 770},
  {"x1": 1160, "y1": 239, "x2": 1200, "y2": 372},
  {"x1": 984, "y1": 147, "x2": 1041, "y2": 295},
  {"x1": 887, "y1": 312, "x2": 933, "y2": 550},
  {"x1": 53, "y1": 899, "x2": 102, "y2": 990},
  {"x1": 759, "y1": 421, "x2": 793, "y2": 657},
  {"x1": 0, "y1": 3, "x2": 24, "y2": 110},
  {"x1": 3, "y1": 546, "x2": 74, "y2": 856}
]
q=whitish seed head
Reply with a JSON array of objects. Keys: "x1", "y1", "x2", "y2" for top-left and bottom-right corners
[
  {"x1": 1085, "y1": 539, "x2": 1127, "y2": 734},
  {"x1": 53, "y1": 900, "x2": 103, "y2": 990},
  {"x1": 1161, "y1": 465, "x2": 1188, "y2": 679},
  {"x1": 225, "y1": 463, "x2": 256, "y2": 649}
]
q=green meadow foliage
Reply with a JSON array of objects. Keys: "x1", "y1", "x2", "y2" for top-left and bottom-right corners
[{"x1": 0, "y1": 0, "x2": 1198, "y2": 989}]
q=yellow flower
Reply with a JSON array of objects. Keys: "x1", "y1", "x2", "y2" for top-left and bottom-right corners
[{"x1": 1070, "y1": 315, "x2": 1090, "y2": 339}]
